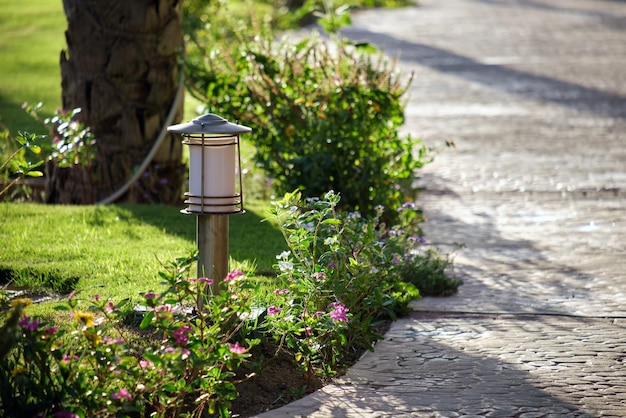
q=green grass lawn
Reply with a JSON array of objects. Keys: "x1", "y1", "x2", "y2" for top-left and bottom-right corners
[
  {"x1": 0, "y1": 0, "x2": 65, "y2": 135},
  {"x1": 0, "y1": 200, "x2": 287, "y2": 315}
]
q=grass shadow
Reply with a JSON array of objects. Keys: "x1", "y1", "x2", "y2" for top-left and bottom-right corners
[{"x1": 110, "y1": 203, "x2": 286, "y2": 275}]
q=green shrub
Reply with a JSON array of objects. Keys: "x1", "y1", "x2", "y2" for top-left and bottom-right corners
[
  {"x1": 263, "y1": 190, "x2": 422, "y2": 374},
  {"x1": 186, "y1": 3, "x2": 429, "y2": 220}
]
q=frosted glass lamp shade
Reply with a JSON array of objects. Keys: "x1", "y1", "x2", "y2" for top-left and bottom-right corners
[{"x1": 185, "y1": 136, "x2": 241, "y2": 214}]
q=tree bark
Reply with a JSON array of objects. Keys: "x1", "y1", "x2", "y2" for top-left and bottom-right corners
[{"x1": 48, "y1": 0, "x2": 185, "y2": 205}]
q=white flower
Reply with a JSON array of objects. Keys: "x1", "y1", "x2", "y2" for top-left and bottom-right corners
[
  {"x1": 278, "y1": 261, "x2": 294, "y2": 272},
  {"x1": 276, "y1": 251, "x2": 291, "y2": 260}
]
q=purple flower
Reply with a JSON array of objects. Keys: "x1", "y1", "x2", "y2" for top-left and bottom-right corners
[
  {"x1": 144, "y1": 292, "x2": 158, "y2": 299},
  {"x1": 329, "y1": 302, "x2": 349, "y2": 323},
  {"x1": 408, "y1": 236, "x2": 427, "y2": 244},
  {"x1": 53, "y1": 411, "x2": 79, "y2": 418},
  {"x1": 397, "y1": 202, "x2": 417, "y2": 212},
  {"x1": 229, "y1": 341, "x2": 246, "y2": 354},
  {"x1": 267, "y1": 306, "x2": 282, "y2": 316},
  {"x1": 45, "y1": 326, "x2": 58, "y2": 335},
  {"x1": 18, "y1": 315, "x2": 39, "y2": 332},
  {"x1": 274, "y1": 288, "x2": 289, "y2": 295},
  {"x1": 311, "y1": 272, "x2": 327, "y2": 280},
  {"x1": 111, "y1": 388, "x2": 133, "y2": 401},
  {"x1": 173, "y1": 325, "x2": 193, "y2": 346}
]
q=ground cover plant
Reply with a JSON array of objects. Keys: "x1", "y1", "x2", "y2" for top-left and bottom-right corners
[{"x1": 0, "y1": 190, "x2": 457, "y2": 417}]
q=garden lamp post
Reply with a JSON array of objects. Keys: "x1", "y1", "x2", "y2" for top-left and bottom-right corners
[{"x1": 167, "y1": 113, "x2": 251, "y2": 296}]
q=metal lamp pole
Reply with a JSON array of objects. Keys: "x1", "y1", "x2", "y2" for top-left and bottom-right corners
[{"x1": 167, "y1": 114, "x2": 251, "y2": 297}]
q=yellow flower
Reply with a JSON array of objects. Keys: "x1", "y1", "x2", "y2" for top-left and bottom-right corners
[
  {"x1": 11, "y1": 367, "x2": 27, "y2": 377},
  {"x1": 83, "y1": 330, "x2": 102, "y2": 346},
  {"x1": 10, "y1": 298, "x2": 32, "y2": 308},
  {"x1": 74, "y1": 311, "x2": 95, "y2": 327}
]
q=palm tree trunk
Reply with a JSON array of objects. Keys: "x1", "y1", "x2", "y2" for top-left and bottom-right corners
[{"x1": 48, "y1": 0, "x2": 185, "y2": 204}]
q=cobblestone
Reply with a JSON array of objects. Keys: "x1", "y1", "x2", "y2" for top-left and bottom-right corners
[{"x1": 254, "y1": 0, "x2": 626, "y2": 416}]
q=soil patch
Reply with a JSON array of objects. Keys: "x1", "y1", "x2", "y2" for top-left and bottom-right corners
[{"x1": 230, "y1": 342, "x2": 328, "y2": 417}]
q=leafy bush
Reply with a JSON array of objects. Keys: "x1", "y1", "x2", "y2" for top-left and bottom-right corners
[
  {"x1": 262, "y1": 190, "x2": 422, "y2": 375},
  {"x1": 186, "y1": 3, "x2": 429, "y2": 220},
  {"x1": 0, "y1": 129, "x2": 45, "y2": 200},
  {"x1": 1, "y1": 103, "x2": 95, "y2": 201},
  {"x1": 22, "y1": 103, "x2": 96, "y2": 170}
]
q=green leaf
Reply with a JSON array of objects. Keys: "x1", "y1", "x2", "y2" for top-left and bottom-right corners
[
  {"x1": 143, "y1": 351, "x2": 163, "y2": 365},
  {"x1": 139, "y1": 311, "x2": 154, "y2": 329}
]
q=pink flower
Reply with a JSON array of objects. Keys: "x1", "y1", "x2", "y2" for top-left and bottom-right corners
[
  {"x1": 103, "y1": 335, "x2": 125, "y2": 345},
  {"x1": 111, "y1": 388, "x2": 133, "y2": 401},
  {"x1": 139, "y1": 359, "x2": 154, "y2": 369},
  {"x1": 305, "y1": 327, "x2": 313, "y2": 336},
  {"x1": 18, "y1": 315, "x2": 39, "y2": 332},
  {"x1": 329, "y1": 302, "x2": 349, "y2": 323},
  {"x1": 267, "y1": 306, "x2": 282, "y2": 316},
  {"x1": 105, "y1": 300, "x2": 116, "y2": 313},
  {"x1": 274, "y1": 288, "x2": 289, "y2": 295},
  {"x1": 311, "y1": 272, "x2": 327, "y2": 280},
  {"x1": 188, "y1": 277, "x2": 213, "y2": 285},
  {"x1": 61, "y1": 354, "x2": 79, "y2": 364},
  {"x1": 154, "y1": 305, "x2": 173, "y2": 313},
  {"x1": 173, "y1": 325, "x2": 193, "y2": 346},
  {"x1": 224, "y1": 269, "x2": 244, "y2": 282},
  {"x1": 144, "y1": 292, "x2": 157, "y2": 299},
  {"x1": 229, "y1": 341, "x2": 246, "y2": 354}
]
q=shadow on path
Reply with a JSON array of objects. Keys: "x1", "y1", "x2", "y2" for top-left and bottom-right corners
[{"x1": 342, "y1": 26, "x2": 626, "y2": 119}]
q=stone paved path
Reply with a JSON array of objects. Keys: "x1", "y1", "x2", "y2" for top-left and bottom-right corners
[{"x1": 255, "y1": 0, "x2": 626, "y2": 416}]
